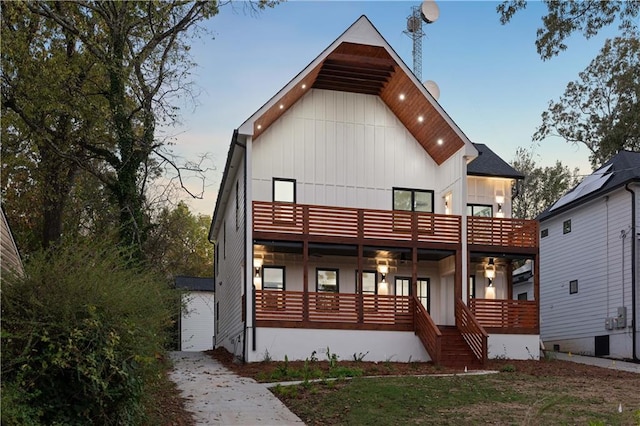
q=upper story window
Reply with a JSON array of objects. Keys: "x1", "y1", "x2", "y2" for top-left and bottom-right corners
[
  {"x1": 563, "y1": 219, "x2": 571, "y2": 234},
  {"x1": 273, "y1": 178, "x2": 296, "y2": 203},
  {"x1": 467, "y1": 204, "x2": 493, "y2": 217},
  {"x1": 393, "y1": 188, "x2": 433, "y2": 213},
  {"x1": 541, "y1": 228, "x2": 549, "y2": 238}
]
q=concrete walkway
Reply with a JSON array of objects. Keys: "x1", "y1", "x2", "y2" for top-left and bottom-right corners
[
  {"x1": 551, "y1": 352, "x2": 640, "y2": 374},
  {"x1": 168, "y1": 351, "x2": 304, "y2": 425}
]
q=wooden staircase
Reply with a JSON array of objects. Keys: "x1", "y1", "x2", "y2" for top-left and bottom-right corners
[{"x1": 438, "y1": 326, "x2": 484, "y2": 369}]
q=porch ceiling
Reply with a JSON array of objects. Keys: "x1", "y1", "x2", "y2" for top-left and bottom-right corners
[{"x1": 251, "y1": 42, "x2": 466, "y2": 165}]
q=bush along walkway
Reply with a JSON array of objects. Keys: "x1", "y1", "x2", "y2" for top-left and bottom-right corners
[{"x1": 168, "y1": 352, "x2": 304, "y2": 425}]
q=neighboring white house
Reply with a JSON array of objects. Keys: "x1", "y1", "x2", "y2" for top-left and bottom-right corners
[
  {"x1": 538, "y1": 150, "x2": 640, "y2": 361},
  {"x1": 513, "y1": 261, "x2": 534, "y2": 301},
  {"x1": 208, "y1": 16, "x2": 540, "y2": 366},
  {"x1": 176, "y1": 276, "x2": 215, "y2": 352}
]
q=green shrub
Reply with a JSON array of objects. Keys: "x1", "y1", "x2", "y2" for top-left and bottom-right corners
[
  {"x1": 1, "y1": 240, "x2": 178, "y2": 425},
  {"x1": 500, "y1": 364, "x2": 517, "y2": 373}
]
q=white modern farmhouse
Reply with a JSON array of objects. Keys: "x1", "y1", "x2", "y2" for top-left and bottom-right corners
[
  {"x1": 538, "y1": 150, "x2": 640, "y2": 361},
  {"x1": 209, "y1": 16, "x2": 540, "y2": 367}
]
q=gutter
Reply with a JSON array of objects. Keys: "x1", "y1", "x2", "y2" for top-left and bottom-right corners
[{"x1": 625, "y1": 183, "x2": 638, "y2": 362}]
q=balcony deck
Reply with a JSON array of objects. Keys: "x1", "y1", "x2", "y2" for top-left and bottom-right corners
[
  {"x1": 467, "y1": 216, "x2": 538, "y2": 251},
  {"x1": 253, "y1": 201, "x2": 461, "y2": 248},
  {"x1": 253, "y1": 202, "x2": 538, "y2": 251}
]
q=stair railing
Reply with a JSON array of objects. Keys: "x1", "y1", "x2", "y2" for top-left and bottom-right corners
[
  {"x1": 413, "y1": 296, "x2": 442, "y2": 364},
  {"x1": 455, "y1": 299, "x2": 488, "y2": 365}
]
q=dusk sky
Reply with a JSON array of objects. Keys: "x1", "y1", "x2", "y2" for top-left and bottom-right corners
[{"x1": 164, "y1": 1, "x2": 621, "y2": 215}]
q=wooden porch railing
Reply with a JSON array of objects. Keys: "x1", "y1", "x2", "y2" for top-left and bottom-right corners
[
  {"x1": 467, "y1": 217, "x2": 538, "y2": 248},
  {"x1": 253, "y1": 201, "x2": 461, "y2": 244},
  {"x1": 255, "y1": 290, "x2": 414, "y2": 327},
  {"x1": 455, "y1": 299, "x2": 488, "y2": 365},
  {"x1": 469, "y1": 299, "x2": 538, "y2": 332},
  {"x1": 413, "y1": 296, "x2": 442, "y2": 364}
]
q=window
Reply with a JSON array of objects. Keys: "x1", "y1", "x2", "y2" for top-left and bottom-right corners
[
  {"x1": 467, "y1": 204, "x2": 493, "y2": 217},
  {"x1": 541, "y1": 228, "x2": 549, "y2": 238},
  {"x1": 418, "y1": 278, "x2": 430, "y2": 312},
  {"x1": 316, "y1": 268, "x2": 338, "y2": 293},
  {"x1": 569, "y1": 279, "x2": 578, "y2": 294},
  {"x1": 273, "y1": 178, "x2": 296, "y2": 203},
  {"x1": 517, "y1": 292, "x2": 528, "y2": 301},
  {"x1": 395, "y1": 277, "x2": 411, "y2": 296},
  {"x1": 563, "y1": 219, "x2": 571, "y2": 234},
  {"x1": 262, "y1": 266, "x2": 285, "y2": 290},
  {"x1": 357, "y1": 270, "x2": 377, "y2": 295},
  {"x1": 393, "y1": 188, "x2": 434, "y2": 213},
  {"x1": 235, "y1": 180, "x2": 240, "y2": 231}
]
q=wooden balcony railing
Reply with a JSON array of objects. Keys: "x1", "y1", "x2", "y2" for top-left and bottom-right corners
[
  {"x1": 455, "y1": 299, "x2": 488, "y2": 365},
  {"x1": 253, "y1": 201, "x2": 461, "y2": 245},
  {"x1": 413, "y1": 296, "x2": 442, "y2": 364},
  {"x1": 467, "y1": 217, "x2": 538, "y2": 248},
  {"x1": 255, "y1": 290, "x2": 414, "y2": 329},
  {"x1": 469, "y1": 299, "x2": 538, "y2": 333}
]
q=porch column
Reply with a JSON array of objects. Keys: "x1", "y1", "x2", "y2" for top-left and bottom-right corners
[
  {"x1": 506, "y1": 260, "x2": 513, "y2": 300},
  {"x1": 303, "y1": 239, "x2": 309, "y2": 323},
  {"x1": 357, "y1": 243, "x2": 364, "y2": 323},
  {"x1": 455, "y1": 248, "x2": 463, "y2": 321},
  {"x1": 411, "y1": 246, "x2": 418, "y2": 297}
]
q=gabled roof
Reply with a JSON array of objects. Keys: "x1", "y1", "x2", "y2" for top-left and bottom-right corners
[
  {"x1": 210, "y1": 15, "x2": 480, "y2": 241},
  {"x1": 237, "y1": 15, "x2": 477, "y2": 166},
  {"x1": 467, "y1": 143, "x2": 524, "y2": 179},
  {"x1": 175, "y1": 276, "x2": 215, "y2": 292},
  {"x1": 538, "y1": 150, "x2": 640, "y2": 221}
]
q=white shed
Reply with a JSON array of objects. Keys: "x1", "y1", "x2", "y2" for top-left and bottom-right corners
[{"x1": 176, "y1": 276, "x2": 215, "y2": 352}]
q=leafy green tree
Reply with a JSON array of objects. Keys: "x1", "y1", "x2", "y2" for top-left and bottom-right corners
[
  {"x1": 145, "y1": 202, "x2": 213, "y2": 278},
  {"x1": 511, "y1": 146, "x2": 580, "y2": 219},
  {"x1": 497, "y1": 0, "x2": 639, "y2": 60},
  {"x1": 533, "y1": 36, "x2": 640, "y2": 168}
]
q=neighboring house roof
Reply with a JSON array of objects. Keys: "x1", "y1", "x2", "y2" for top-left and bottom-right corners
[
  {"x1": 175, "y1": 276, "x2": 215, "y2": 292},
  {"x1": 467, "y1": 143, "x2": 525, "y2": 179},
  {"x1": 209, "y1": 15, "x2": 479, "y2": 241},
  {"x1": 1, "y1": 208, "x2": 24, "y2": 276},
  {"x1": 538, "y1": 150, "x2": 640, "y2": 222},
  {"x1": 512, "y1": 261, "x2": 533, "y2": 284}
]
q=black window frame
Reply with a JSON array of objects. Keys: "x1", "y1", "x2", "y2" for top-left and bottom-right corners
[
  {"x1": 394, "y1": 276, "x2": 412, "y2": 297},
  {"x1": 392, "y1": 187, "x2": 434, "y2": 213},
  {"x1": 563, "y1": 219, "x2": 572, "y2": 234},
  {"x1": 517, "y1": 292, "x2": 528, "y2": 300},
  {"x1": 356, "y1": 270, "x2": 378, "y2": 295},
  {"x1": 467, "y1": 204, "x2": 493, "y2": 217},
  {"x1": 541, "y1": 228, "x2": 549, "y2": 238},
  {"x1": 468, "y1": 275, "x2": 476, "y2": 299},
  {"x1": 316, "y1": 268, "x2": 339, "y2": 293},
  {"x1": 273, "y1": 177, "x2": 296, "y2": 203},
  {"x1": 417, "y1": 277, "x2": 431, "y2": 313},
  {"x1": 262, "y1": 266, "x2": 286, "y2": 291},
  {"x1": 569, "y1": 279, "x2": 578, "y2": 294}
]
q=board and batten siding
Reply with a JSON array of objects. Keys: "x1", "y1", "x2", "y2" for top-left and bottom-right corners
[
  {"x1": 214, "y1": 158, "x2": 247, "y2": 359},
  {"x1": 251, "y1": 89, "x2": 466, "y2": 211},
  {"x1": 467, "y1": 176, "x2": 514, "y2": 218},
  {"x1": 540, "y1": 187, "x2": 636, "y2": 357}
]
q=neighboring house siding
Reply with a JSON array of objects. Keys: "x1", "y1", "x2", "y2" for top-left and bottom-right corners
[
  {"x1": 251, "y1": 89, "x2": 461, "y2": 210},
  {"x1": 1, "y1": 210, "x2": 23, "y2": 276},
  {"x1": 540, "y1": 188, "x2": 635, "y2": 357},
  {"x1": 214, "y1": 160, "x2": 246, "y2": 359}
]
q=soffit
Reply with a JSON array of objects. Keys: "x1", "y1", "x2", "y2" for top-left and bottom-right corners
[{"x1": 251, "y1": 42, "x2": 465, "y2": 165}]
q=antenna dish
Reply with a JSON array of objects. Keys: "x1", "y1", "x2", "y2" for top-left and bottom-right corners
[
  {"x1": 424, "y1": 80, "x2": 440, "y2": 100},
  {"x1": 421, "y1": 0, "x2": 440, "y2": 23}
]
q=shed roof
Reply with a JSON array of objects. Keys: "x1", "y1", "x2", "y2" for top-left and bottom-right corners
[{"x1": 175, "y1": 276, "x2": 215, "y2": 292}]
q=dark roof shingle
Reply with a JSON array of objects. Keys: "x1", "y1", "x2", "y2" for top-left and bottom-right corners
[
  {"x1": 175, "y1": 276, "x2": 215, "y2": 292},
  {"x1": 467, "y1": 143, "x2": 524, "y2": 179}
]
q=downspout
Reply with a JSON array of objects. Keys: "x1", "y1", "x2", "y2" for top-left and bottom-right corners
[
  {"x1": 625, "y1": 183, "x2": 638, "y2": 362},
  {"x1": 236, "y1": 137, "x2": 248, "y2": 363}
]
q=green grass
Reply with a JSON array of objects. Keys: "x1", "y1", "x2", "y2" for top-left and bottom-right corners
[{"x1": 273, "y1": 373, "x2": 640, "y2": 426}]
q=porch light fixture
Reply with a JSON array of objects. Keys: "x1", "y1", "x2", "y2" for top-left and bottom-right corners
[
  {"x1": 253, "y1": 259, "x2": 263, "y2": 290},
  {"x1": 378, "y1": 265, "x2": 389, "y2": 295},
  {"x1": 495, "y1": 194, "x2": 505, "y2": 218},
  {"x1": 485, "y1": 258, "x2": 496, "y2": 286}
]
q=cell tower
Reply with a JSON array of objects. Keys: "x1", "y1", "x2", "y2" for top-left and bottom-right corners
[{"x1": 403, "y1": 1, "x2": 439, "y2": 82}]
